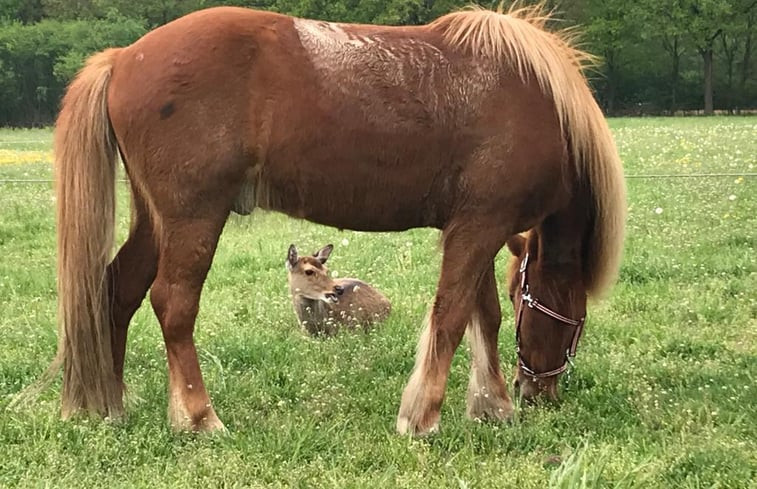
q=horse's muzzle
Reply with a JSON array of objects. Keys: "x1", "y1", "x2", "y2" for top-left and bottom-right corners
[{"x1": 514, "y1": 369, "x2": 559, "y2": 402}]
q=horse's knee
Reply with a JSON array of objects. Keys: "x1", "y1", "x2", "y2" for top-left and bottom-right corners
[
  {"x1": 151, "y1": 279, "x2": 200, "y2": 342},
  {"x1": 429, "y1": 288, "x2": 478, "y2": 348},
  {"x1": 476, "y1": 301, "x2": 501, "y2": 337},
  {"x1": 149, "y1": 279, "x2": 169, "y2": 324}
]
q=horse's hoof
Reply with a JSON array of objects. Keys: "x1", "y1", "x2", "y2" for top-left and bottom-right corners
[
  {"x1": 466, "y1": 390, "x2": 514, "y2": 422},
  {"x1": 396, "y1": 411, "x2": 440, "y2": 436},
  {"x1": 193, "y1": 409, "x2": 227, "y2": 433},
  {"x1": 169, "y1": 401, "x2": 227, "y2": 433}
]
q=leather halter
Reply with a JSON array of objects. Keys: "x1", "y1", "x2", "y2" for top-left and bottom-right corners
[{"x1": 515, "y1": 253, "x2": 585, "y2": 379}]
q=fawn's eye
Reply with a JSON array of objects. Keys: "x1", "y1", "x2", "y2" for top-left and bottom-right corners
[{"x1": 305, "y1": 270, "x2": 314, "y2": 276}]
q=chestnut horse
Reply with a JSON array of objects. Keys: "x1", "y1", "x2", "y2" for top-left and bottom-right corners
[{"x1": 47, "y1": 4, "x2": 625, "y2": 435}]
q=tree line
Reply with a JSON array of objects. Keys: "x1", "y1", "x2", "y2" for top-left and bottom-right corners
[{"x1": 0, "y1": 0, "x2": 755, "y2": 126}]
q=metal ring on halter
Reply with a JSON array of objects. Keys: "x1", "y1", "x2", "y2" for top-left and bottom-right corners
[{"x1": 514, "y1": 253, "x2": 585, "y2": 380}]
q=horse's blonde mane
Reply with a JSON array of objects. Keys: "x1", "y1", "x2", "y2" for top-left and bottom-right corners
[
  {"x1": 431, "y1": 3, "x2": 626, "y2": 297},
  {"x1": 431, "y1": 4, "x2": 595, "y2": 77}
]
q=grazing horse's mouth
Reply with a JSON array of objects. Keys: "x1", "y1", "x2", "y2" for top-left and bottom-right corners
[{"x1": 513, "y1": 368, "x2": 559, "y2": 402}]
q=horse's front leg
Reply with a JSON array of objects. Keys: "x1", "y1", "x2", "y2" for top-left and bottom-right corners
[
  {"x1": 465, "y1": 262, "x2": 513, "y2": 421},
  {"x1": 396, "y1": 220, "x2": 511, "y2": 435}
]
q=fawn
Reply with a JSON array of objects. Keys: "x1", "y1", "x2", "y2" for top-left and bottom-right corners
[{"x1": 286, "y1": 244, "x2": 391, "y2": 336}]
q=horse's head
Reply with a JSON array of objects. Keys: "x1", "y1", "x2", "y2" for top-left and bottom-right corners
[
  {"x1": 506, "y1": 233, "x2": 587, "y2": 401},
  {"x1": 286, "y1": 244, "x2": 343, "y2": 303}
]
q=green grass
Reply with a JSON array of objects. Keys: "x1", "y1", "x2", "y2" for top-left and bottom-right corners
[{"x1": 1, "y1": 117, "x2": 755, "y2": 488}]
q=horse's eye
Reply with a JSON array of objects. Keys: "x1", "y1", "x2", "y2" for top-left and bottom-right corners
[{"x1": 305, "y1": 270, "x2": 314, "y2": 276}]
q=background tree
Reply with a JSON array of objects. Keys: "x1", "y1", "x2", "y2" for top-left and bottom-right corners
[
  {"x1": 727, "y1": 0, "x2": 757, "y2": 111},
  {"x1": 685, "y1": 0, "x2": 732, "y2": 114},
  {"x1": 0, "y1": 0, "x2": 44, "y2": 23},
  {"x1": 639, "y1": 0, "x2": 690, "y2": 112},
  {"x1": 0, "y1": 0, "x2": 754, "y2": 126}
]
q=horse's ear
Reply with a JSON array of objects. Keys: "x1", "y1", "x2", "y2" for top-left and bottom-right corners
[
  {"x1": 313, "y1": 244, "x2": 334, "y2": 264},
  {"x1": 506, "y1": 235, "x2": 526, "y2": 257},
  {"x1": 287, "y1": 244, "x2": 298, "y2": 270}
]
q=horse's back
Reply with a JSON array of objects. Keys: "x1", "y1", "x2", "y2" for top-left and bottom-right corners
[{"x1": 106, "y1": 6, "x2": 567, "y2": 231}]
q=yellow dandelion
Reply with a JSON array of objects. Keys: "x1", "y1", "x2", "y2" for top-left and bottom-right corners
[{"x1": 0, "y1": 149, "x2": 53, "y2": 166}]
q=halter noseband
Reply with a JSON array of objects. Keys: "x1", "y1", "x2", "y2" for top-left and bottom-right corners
[{"x1": 515, "y1": 253, "x2": 585, "y2": 379}]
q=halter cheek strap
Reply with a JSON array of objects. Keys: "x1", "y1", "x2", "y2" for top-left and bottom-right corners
[{"x1": 515, "y1": 253, "x2": 585, "y2": 379}]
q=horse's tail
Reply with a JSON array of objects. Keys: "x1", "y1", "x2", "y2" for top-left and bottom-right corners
[
  {"x1": 53, "y1": 48, "x2": 123, "y2": 418},
  {"x1": 431, "y1": 4, "x2": 627, "y2": 297}
]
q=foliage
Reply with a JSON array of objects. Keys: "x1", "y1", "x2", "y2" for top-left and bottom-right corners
[
  {"x1": 0, "y1": 0, "x2": 755, "y2": 125},
  {"x1": 0, "y1": 13, "x2": 145, "y2": 125}
]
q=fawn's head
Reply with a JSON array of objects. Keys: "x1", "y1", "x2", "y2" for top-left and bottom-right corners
[{"x1": 286, "y1": 244, "x2": 343, "y2": 303}]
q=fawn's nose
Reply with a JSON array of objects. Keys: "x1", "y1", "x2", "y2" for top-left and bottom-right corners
[{"x1": 334, "y1": 285, "x2": 345, "y2": 295}]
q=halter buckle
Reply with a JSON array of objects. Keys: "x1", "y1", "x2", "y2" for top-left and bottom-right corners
[
  {"x1": 522, "y1": 290, "x2": 535, "y2": 308},
  {"x1": 566, "y1": 352, "x2": 575, "y2": 368}
]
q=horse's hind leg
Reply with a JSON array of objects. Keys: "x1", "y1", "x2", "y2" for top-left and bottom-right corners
[
  {"x1": 107, "y1": 188, "x2": 158, "y2": 389},
  {"x1": 465, "y1": 263, "x2": 513, "y2": 421},
  {"x1": 149, "y1": 214, "x2": 228, "y2": 432},
  {"x1": 396, "y1": 220, "x2": 511, "y2": 435}
]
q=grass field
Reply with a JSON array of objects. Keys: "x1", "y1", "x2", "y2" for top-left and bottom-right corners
[{"x1": 0, "y1": 117, "x2": 755, "y2": 488}]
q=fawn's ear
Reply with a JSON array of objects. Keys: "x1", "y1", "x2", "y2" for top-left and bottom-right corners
[
  {"x1": 506, "y1": 234, "x2": 526, "y2": 257},
  {"x1": 286, "y1": 244, "x2": 298, "y2": 270},
  {"x1": 313, "y1": 244, "x2": 334, "y2": 264}
]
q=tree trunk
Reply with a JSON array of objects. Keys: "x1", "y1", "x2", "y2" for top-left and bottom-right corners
[
  {"x1": 721, "y1": 35, "x2": 737, "y2": 113},
  {"x1": 604, "y1": 52, "x2": 617, "y2": 115},
  {"x1": 702, "y1": 48, "x2": 714, "y2": 115},
  {"x1": 741, "y1": 20, "x2": 754, "y2": 97},
  {"x1": 671, "y1": 38, "x2": 680, "y2": 113}
]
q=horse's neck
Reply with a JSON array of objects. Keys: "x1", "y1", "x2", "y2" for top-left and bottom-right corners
[
  {"x1": 530, "y1": 209, "x2": 590, "y2": 316},
  {"x1": 535, "y1": 198, "x2": 590, "y2": 269}
]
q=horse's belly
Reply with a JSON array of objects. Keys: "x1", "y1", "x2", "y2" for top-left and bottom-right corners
[{"x1": 259, "y1": 145, "x2": 457, "y2": 231}]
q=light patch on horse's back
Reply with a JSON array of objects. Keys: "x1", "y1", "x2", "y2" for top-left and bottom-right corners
[
  {"x1": 293, "y1": 19, "x2": 375, "y2": 48},
  {"x1": 293, "y1": 18, "x2": 496, "y2": 128}
]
